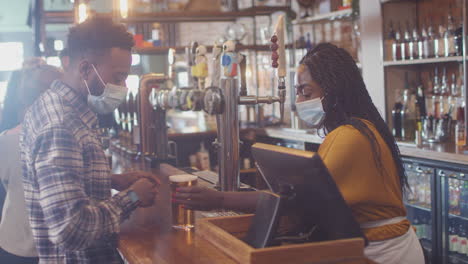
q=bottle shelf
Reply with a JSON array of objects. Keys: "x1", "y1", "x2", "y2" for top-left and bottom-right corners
[
  {"x1": 449, "y1": 253, "x2": 468, "y2": 264},
  {"x1": 449, "y1": 213, "x2": 468, "y2": 222},
  {"x1": 122, "y1": 6, "x2": 294, "y2": 23},
  {"x1": 292, "y1": 9, "x2": 353, "y2": 25},
  {"x1": 383, "y1": 56, "x2": 463, "y2": 66},
  {"x1": 405, "y1": 202, "x2": 431, "y2": 212}
]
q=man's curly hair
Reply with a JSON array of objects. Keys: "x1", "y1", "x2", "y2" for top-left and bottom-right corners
[{"x1": 67, "y1": 15, "x2": 134, "y2": 62}]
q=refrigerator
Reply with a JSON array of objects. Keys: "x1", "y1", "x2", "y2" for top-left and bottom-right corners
[{"x1": 404, "y1": 161, "x2": 438, "y2": 263}]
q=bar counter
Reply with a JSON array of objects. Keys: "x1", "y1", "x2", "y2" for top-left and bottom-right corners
[
  {"x1": 254, "y1": 127, "x2": 468, "y2": 166},
  {"x1": 111, "y1": 153, "x2": 238, "y2": 264}
]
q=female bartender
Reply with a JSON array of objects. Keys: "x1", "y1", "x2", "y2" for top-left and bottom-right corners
[{"x1": 175, "y1": 43, "x2": 424, "y2": 263}]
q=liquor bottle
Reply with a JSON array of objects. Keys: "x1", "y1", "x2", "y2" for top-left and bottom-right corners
[
  {"x1": 385, "y1": 21, "x2": 396, "y2": 61},
  {"x1": 421, "y1": 21, "x2": 431, "y2": 58},
  {"x1": 461, "y1": 181, "x2": 468, "y2": 217},
  {"x1": 456, "y1": 106, "x2": 466, "y2": 146},
  {"x1": 405, "y1": 20, "x2": 414, "y2": 60},
  {"x1": 450, "y1": 220, "x2": 460, "y2": 254},
  {"x1": 435, "y1": 16, "x2": 447, "y2": 58},
  {"x1": 306, "y1": 32, "x2": 312, "y2": 51},
  {"x1": 392, "y1": 102, "x2": 403, "y2": 139},
  {"x1": 445, "y1": 7, "x2": 457, "y2": 57},
  {"x1": 455, "y1": 15, "x2": 463, "y2": 56},
  {"x1": 416, "y1": 85, "x2": 427, "y2": 118},
  {"x1": 433, "y1": 67, "x2": 441, "y2": 95},
  {"x1": 451, "y1": 73, "x2": 460, "y2": 97},
  {"x1": 403, "y1": 21, "x2": 412, "y2": 60},
  {"x1": 411, "y1": 22, "x2": 420, "y2": 60},
  {"x1": 427, "y1": 19, "x2": 437, "y2": 58},
  {"x1": 394, "y1": 22, "x2": 403, "y2": 61},
  {"x1": 441, "y1": 68, "x2": 449, "y2": 96},
  {"x1": 417, "y1": 24, "x2": 425, "y2": 59},
  {"x1": 459, "y1": 223, "x2": 468, "y2": 256},
  {"x1": 402, "y1": 79, "x2": 416, "y2": 141}
]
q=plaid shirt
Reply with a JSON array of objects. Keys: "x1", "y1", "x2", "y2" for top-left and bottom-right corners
[{"x1": 20, "y1": 80, "x2": 137, "y2": 264}]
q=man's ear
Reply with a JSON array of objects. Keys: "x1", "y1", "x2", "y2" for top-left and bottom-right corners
[{"x1": 78, "y1": 59, "x2": 92, "y2": 81}]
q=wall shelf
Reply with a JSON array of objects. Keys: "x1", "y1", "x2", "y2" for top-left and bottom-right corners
[
  {"x1": 292, "y1": 9, "x2": 352, "y2": 25},
  {"x1": 122, "y1": 6, "x2": 295, "y2": 23},
  {"x1": 383, "y1": 56, "x2": 463, "y2": 66}
]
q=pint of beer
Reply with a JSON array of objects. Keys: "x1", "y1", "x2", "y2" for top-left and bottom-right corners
[{"x1": 170, "y1": 174, "x2": 198, "y2": 230}]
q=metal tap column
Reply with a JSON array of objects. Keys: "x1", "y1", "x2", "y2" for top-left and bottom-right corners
[{"x1": 217, "y1": 78, "x2": 240, "y2": 191}]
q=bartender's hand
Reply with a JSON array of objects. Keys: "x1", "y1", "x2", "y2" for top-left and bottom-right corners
[
  {"x1": 112, "y1": 171, "x2": 160, "y2": 191},
  {"x1": 174, "y1": 186, "x2": 224, "y2": 211},
  {"x1": 129, "y1": 178, "x2": 159, "y2": 207}
]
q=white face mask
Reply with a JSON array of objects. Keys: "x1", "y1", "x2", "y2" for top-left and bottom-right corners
[
  {"x1": 296, "y1": 97, "x2": 325, "y2": 128},
  {"x1": 83, "y1": 64, "x2": 128, "y2": 114}
]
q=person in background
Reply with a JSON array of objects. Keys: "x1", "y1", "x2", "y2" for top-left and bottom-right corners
[
  {"x1": 20, "y1": 16, "x2": 159, "y2": 264},
  {"x1": 0, "y1": 58, "x2": 48, "y2": 223},
  {"x1": 0, "y1": 59, "x2": 62, "y2": 264},
  {"x1": 175, "y1": 43, "x2": 425, "y2": 264}
]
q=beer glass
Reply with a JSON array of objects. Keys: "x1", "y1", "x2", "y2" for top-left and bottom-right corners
[{"x1": 170, "y1": 174, "x2": 198, "y2": 230}]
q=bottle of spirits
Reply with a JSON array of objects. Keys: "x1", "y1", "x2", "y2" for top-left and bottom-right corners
[
  {"x1": 412, "y1": 22, "x2": 421, "y2": 60},
  {"x1": 393, "y1": 22, "x2": 403, "y2": 61},
  {"x1": 449, "y1": 221, "x2": 460, "y2": 254},
  {"x1": 433, "y1": 67, "x2": 441, "y2": 95},
  {"x1": 385, "y1": 21, "x2": 396, "y2": 61},
  {"x1": 403, "y1": 21, "x2": 412, "y2": 60},
  {"x1": 441, "y1": 67, "x2": 449, "y2": 95},
  {"x1": 392, "y1": 102, "x2": 404, "y2": 139},
  {"x1": 436, "y1": 16, "x2": 447, "y2": 58},
  {"x1": 402, "y1": 85, "x2": 416, "y2": 140},
  {"x1": 456, "y1": 106, "x2": 466, "y2": 146},
  {"x1": 405, "y1": 21, "x2": 414, "y2": 60},
  {"x1": 455, "y1": 15, "x2": 463, "y2": 56},
  {"x1": 421, "y1": 22, "x2": 429, "y2": 59},
  {"x1": 459, "y1": 224, "x2": 468, "y2": 256},
  {"x1": 451, "y1": 73, "x2": 459, "y2": 97},
  {"x1": 427, "y1": 19, "x2": 436, "y2": 58},
  {"x1": 445, "y1": 7, "x2": 457, "y2": 57}
]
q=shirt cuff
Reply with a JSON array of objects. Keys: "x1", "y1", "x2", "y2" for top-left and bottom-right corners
[{"x1": 114, "y1": 190, "x2": 139, "y2": 220}]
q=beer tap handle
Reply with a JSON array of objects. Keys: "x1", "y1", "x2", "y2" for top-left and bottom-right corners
[
  {"x1": 239, "y1": 54, "x2": 247, "y2": 96},
  {"x1": 272, "y1": 14, "x2": 287, "y2": 124}
]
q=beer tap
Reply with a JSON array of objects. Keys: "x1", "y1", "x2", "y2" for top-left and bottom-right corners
[
  {"x1": 211, "y1": 15, "x2": 288, "y2": 191},
  {"x1": 138, "y1": 73, "x2": 176, "y2": 166}
]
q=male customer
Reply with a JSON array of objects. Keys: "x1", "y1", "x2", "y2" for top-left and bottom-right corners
[{"x1": 21, "y1": 16, "x2": 158, "y2": 263}]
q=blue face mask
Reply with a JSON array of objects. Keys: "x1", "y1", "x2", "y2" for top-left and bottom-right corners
[
  {"x1": 83, "y1": 64, "x2": 128, "y2": 114},
  {"x1": 295, "y1": 97, "x2": 325, "y2": 128}
]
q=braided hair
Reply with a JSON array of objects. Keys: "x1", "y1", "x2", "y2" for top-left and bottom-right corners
[{"x1": 300, "y1": 43, "x2": 408, "y2": 192}]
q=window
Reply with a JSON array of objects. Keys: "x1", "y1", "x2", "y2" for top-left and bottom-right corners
[
  {"x1": 0, "y1": 42, "x2": 24, "y2": 71},
  {"x1": 126, "y1": 75, "x2": 140, "y2": 95},
  {"x1": 46, "y1": 56, "x2": 62, "y2": 67}
]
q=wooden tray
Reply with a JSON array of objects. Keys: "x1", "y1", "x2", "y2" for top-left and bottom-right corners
[{"x1": 196, "y1": 215, "x2": 368, "y2": 264}]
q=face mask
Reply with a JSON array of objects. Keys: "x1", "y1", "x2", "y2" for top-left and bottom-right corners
[
  {"x1": 296, "y1": 97, "x2": 325, "y2": 128},
  {"x1": 83, "y1": 64, "x2": 128, "y2": 114}
]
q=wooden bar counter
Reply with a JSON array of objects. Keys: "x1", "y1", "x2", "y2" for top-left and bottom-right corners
[{"x1": 111, "y1": 152, "x2": 238, "y2": 264}]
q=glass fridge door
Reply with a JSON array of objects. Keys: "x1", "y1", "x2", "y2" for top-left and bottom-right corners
[
  {"x1": 441, "y1": 169, "x2": 468, "y2": 264},
  {"x1": 404, "y1": 162, "x2": 436, "y2": 263}
]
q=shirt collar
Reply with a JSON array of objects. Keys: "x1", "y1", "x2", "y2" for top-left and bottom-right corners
[{"x1": 51, "y1": 80, "x2": 98, "y2": 130}]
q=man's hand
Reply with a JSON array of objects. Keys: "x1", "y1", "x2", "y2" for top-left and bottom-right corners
[{"x1": 112, "y1": 171, "x2": 160, "y2": 191}]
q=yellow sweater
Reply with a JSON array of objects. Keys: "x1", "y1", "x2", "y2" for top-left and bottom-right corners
[{"x1": 318, "y1": 119, "x2": 410, "y2": 242}]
